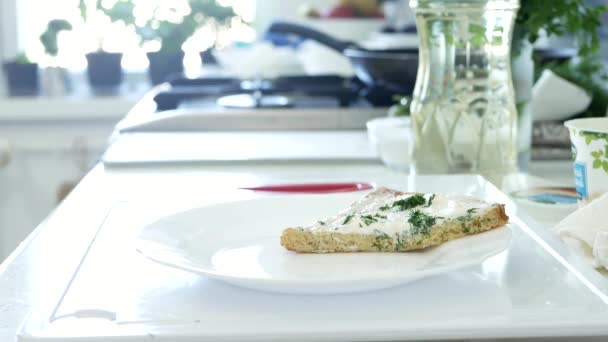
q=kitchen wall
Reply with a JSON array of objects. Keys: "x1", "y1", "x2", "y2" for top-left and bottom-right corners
[
  {"x1": 256, "y1": 0, "x2": 350, "y2": 33},
  {"x1": 0, "y1": 0, "x2": 19, "y2": 96}
]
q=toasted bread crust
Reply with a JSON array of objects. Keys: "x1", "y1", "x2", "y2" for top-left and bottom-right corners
[{"x1": 281, "y1": 204, "x2": 509, "y2": 253}]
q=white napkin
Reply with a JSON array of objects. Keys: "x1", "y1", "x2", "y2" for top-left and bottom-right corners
[{"x1": 555, "y1": 193, "x2": 608, "y2": 269}]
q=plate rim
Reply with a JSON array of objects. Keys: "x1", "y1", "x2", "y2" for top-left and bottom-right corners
[{"x1": 136, "y1": 193, "x2": 512, "y2": 292}]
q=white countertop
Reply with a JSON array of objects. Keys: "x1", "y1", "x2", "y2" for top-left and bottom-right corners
[
  {"x1": 0, "y1": 155, "x2": 596, "y2": 342},
  {"x1": 0, "y1": 92, "x2": 590, "y2": 341}
]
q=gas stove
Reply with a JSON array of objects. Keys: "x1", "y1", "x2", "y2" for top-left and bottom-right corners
[
  {"x1": 108, "y1": 74, "x2": 389, "y2": 164},
  {"x1": 152, "y1": 74, "x2": 398, "y2": 111},
  {"x1": 114, "y1": 74, "x2": 391, "y2": 133}
]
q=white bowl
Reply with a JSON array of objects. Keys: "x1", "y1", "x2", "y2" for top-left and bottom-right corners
[
  {"x1": 533, "y1": 69, "x2": 592, "y2": 121},
  {"x1": 366, "y1": 117, "x2": 412, "y2": 171}
]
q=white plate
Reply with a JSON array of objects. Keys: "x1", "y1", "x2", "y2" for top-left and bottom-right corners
[{"x1": 137, "y1": 192, "x2": 512, "y2": 294}]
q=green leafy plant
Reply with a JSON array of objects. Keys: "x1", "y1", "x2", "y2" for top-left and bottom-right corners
[
  {"x1": 136, "y1": 0, "x2": 236, "y2": 54},
  {"x1": 14, "y1": 53, "x2": 31, "y2": 64},
  {"x1": 88, "y1": 0, "x2": 135, "y2": 25},
  {"x1": 390, "y1": 95, "x2": 410, "y2": 116},
  {"x1": 40, "y1": 20, "x2": 73, "y2": 57},
  {"x1": 79, "y1": 0, "x2": 136, "y2": 51},
  {"x1": 513, "y1": 0, "x2": 606, "y2": 57},
  {"x1": 514, "y1": 0, "x2": 608, "y2": 118}
]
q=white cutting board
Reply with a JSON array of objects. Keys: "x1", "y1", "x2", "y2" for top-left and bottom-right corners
[{"x1": 18, "y1": 174, "x2": 608, "y2": 341}]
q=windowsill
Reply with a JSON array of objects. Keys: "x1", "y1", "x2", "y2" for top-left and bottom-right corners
[
  {"x1": 0, "y1": 96, "x2": 139, "y2": 122},
  {"x1": 0, "y1": 71, "x2": 149, "y2": 123},
  {"x1": 0, "y1": 95, "x2": 141, "y2": 122}
]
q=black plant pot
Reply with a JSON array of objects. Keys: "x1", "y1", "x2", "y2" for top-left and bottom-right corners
[
  {"x1": 3, "y1": 62, "x2": 39, "y2": 96},
  {"x1": 86, "y1": 52, "x2": 123, "y2": 91},
  {"x1": 200, "y1": 49, "x2": 218, "y2": 65},
  {"x1": 147, "y1": 51, "x2": 185, "y2": 85}
]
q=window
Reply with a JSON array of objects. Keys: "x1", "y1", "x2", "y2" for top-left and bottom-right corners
[{"x1": 13, "y1": 0, "x2": 256, "y2": 71}]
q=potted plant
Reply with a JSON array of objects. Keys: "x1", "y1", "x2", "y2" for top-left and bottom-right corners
[
  {"x1": 189, "y1": 0, "x2": 236, "y2": 66},
  {"x1": 137, "y1": 0, "x2": 236, "y2": 85},
  {"x1": 511, "y1": 0, "x2": 607, "y2": 170},
  {"x1": 81, "y1": 0, "x2": 135, "y2": 92},
  {"x1": 39, "y1": 19, "x2": 73, "y2": 96},
  {"x1": 138, "y1": 18, "x2": 193, "y2": 85},
  {"x1": 2, "y1": 53, "x2": 39, "y2": 96}
]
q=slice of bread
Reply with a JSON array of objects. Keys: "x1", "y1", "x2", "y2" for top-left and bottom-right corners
[{"x1": 281, "y1": 187, "x2": 509, "y2": 253}]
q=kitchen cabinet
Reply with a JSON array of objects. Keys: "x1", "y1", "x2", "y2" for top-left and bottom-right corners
[
  {"x1": 0, "y1": 119, "x2": 115, "y2": 261},
  {"x1": 0, "y1": 95, "x2": 135, "y2": 261}
]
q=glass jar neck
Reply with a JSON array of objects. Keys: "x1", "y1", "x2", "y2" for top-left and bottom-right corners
[{"x1": 410, "y1": 0, "x2": 519, "y2": 12}]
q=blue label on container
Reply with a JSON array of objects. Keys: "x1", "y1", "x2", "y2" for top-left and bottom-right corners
[
  {"x1": 573, "y1": 162, "x2": 587, "y2": 200},
  {"x1": 528, "y1": 193, "x2": 579, "y2": 205}
]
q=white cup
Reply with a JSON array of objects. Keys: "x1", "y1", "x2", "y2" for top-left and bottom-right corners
[
  {"x1": 366, "y1": 117, "x2": 412, "y2": 172},
  {"x1": 564, "y1": 118, "x2": 608, "y2": 202}
]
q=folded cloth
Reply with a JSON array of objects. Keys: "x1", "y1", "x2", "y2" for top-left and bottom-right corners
[{"x1": 555, "y1": 193, "x2": 608, "y2": 269}]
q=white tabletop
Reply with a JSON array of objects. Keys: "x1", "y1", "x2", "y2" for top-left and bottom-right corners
[{"x1": 0, "y1": 157, "x2": 597, "y2": 342}]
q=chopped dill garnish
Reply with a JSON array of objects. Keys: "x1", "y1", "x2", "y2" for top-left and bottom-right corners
[
  {"x1": 457, "y1": 208, "x2": 478, "y2": 233},
  {"x1": 361, "y1": 214, "x2": 378, "y2": 226},
  {"x1": 392, "y1": 194, "x2": 426, "y2": 211},
  {"x1": 372, "y1": 230, "x2": 392, "y2": 251},
  {"x1": 408, "y1": 209, "x2": 437, "y2": 237},
  {"x1": 457, "y1": 208, "x2": 478, "y2": 222},
  {"x1": 426, "y1": 194, "x2": 436, "y2": 207},
  {"x1": 343, "y1": 213, "x2": 355, "y2": 225}
]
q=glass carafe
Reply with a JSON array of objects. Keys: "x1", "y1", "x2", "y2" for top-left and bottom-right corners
[{"x1": 409, "y1": 0, "x2": 519, "y2": 177}]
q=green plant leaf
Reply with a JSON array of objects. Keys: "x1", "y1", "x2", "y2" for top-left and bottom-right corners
[
  {"x1": 48, "y1": 19, "x2": 72, "y2": 32},
  {"x1": 592, "y1": 151, "x2": 600, "y2": 158},
  {"x1": 132, "y1": 0, "x2": 237, "y2": 52},
  {"x1": 593, "y1": 159, "x2": 602, "y2": 169},
  {"x1": 15, "y1": 53, "x2": 30, "y2": 64},
  {"x1": 520, "y1": 0, "x2": 608, "y2": 119},
  {"x1": 79, "y1": 0, "x2": 87, "y2": 21},
  {"x1": 102, "y1": 0, "x2": 136, "y2": 25},
  {"x1": 513, "y1": 0, "x2": 606, "y2": 58},
  {"x1": 40, "y1": 19, "x2": 72, "y2": 57},
  {"x1": 586, "y1": 135, "x2": 594, "y2": 145},
  {"x1": 445, "y1": 31, "x2": 454, "y2": 45},
  {"x1": 603, "y1": 161, "x2": 608, "y2": 173}
]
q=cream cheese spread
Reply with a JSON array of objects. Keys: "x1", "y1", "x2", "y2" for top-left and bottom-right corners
[{"x1": 306, "y1": 192, "x2": 493, "y2": 236}]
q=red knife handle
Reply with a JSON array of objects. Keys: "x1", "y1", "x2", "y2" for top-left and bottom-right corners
[{"x1": 240, "y1": 182, "x2": 374, "y2": 193}]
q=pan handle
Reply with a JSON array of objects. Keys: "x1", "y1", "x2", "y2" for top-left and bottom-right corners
[{"x1": 266, "y1": 21, "x2": 356, "y2": 53}]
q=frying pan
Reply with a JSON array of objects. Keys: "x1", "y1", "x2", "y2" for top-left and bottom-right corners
[
  {"x1": 267, "y1": 21, "x2": 418, "y2": 95},
  {"x1": 267, "y1": 22, "x2": 576, "y2": 104}
]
